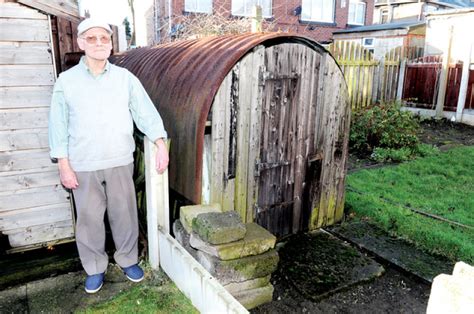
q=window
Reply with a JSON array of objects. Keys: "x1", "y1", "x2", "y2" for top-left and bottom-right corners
[
  {"x1": 380, "y1": 9, "x2": 389, "y2": 24},
  {"x1": 185, "y1": 0, "x2": 212, "y2": 14},
  {"x1": 301, "y1": 0, "x2": 335, "y2": 23},
  {"x1": 348, "y1": 1, "x2": 366, "y2": 25},
  {"x1": 363, "y1": 37, "x2": 374, "y2": 47},
  {"x1": 231, "y1": 0, "x2": 272, "y2": 18}
]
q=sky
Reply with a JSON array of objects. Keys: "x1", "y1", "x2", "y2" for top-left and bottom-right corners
[{"x1": 79, "y1": 0, "x2": 131, "y2": 26}]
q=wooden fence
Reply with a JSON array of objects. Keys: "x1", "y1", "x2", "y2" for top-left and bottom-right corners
[
  {"x1": 328, "y1": 42, "x2": 423, "y2": 110},
  {"x1": 402, "y1": 56, "x2": 474, "y2": 111}
]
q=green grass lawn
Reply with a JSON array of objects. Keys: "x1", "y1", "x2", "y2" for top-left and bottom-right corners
[
  {"x1": 79, "y1": 277, "x2": 197, "y2": 314},
  {"x1": 345, "y1": 146, "x2": 474, "y2": 264}
]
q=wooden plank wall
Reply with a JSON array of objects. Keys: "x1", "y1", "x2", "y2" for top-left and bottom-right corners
[
  {"x1": 0, "y1": 2, "x2": 74, "y2": 250},
  {"x1": 208, "y1": 43, "x2": 350, "y2": 237}
]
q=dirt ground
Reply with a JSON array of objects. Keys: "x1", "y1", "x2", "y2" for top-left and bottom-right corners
[{"x1": 253, "y1": 118, "x2": 473, "y2": 313}]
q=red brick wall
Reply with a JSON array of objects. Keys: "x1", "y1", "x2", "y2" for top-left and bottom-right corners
[{"x1": 170, "y1": 0, "x2": 374, "y2": 43}]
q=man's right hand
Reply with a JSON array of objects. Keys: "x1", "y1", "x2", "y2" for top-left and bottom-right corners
[{"x1": 58, "y1": 158, "x2": 79, "y2": 189}]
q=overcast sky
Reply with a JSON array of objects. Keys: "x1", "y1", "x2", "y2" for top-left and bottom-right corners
[{"x1": 79, "y1": 0, "x2": 131, "y2": 26}]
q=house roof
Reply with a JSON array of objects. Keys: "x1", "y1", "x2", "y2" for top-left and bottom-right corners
[
  {"x1": 333, "y1": 21, "x2": 425, "y2": 34},
  {"x1": 434, "y1": 0, "x2": 474, "y2": 8}
]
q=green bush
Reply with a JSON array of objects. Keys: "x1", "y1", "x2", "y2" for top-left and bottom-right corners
[{"x1": 350, "y1": 102, "x2": 423, "y2": 161}]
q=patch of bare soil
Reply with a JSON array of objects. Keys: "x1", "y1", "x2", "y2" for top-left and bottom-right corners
[
  {"x1": 253, "y1": 118, "x2": 474, "y2": 313},
  {"x1": 253, "y1": 267, "x2": 430, "y2": 314}
]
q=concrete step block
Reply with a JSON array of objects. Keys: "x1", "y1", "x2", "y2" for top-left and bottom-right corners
[
  {"x1": 179, "y1": 203, "x2": 222, "y2": 233},
  {"x1": 197, "y1": 249, "x2": 279, "y2": 285},
  {"x1": 233, "y1": 284, "x2": 274, "y2": 310},
  {"x1": 190, "y1": 223, "x2": 276, "y2": 260},
  {"x1": 223, "y1": 275, "x2": 271, "y2": 295},
  {"x1": 192, "y1": 211, "x2": 246, "y2": 245}
]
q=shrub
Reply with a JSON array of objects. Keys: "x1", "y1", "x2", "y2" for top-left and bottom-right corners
[{"x1": 350, "y1": 102, "x2": 425, "y2": 161}]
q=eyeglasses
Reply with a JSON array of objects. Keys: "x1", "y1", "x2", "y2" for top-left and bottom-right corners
[{"x1": 81, "y1": 35, "x2": 111, "y2": 45}]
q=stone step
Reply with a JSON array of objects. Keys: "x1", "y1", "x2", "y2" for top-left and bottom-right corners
[
  {"x1": 179, "y1": 203, "x2": 222, "y2": 233},
  {"x1": 190, "y1": 223, "x2": 276, "y2": 260},
  {"x1": 172, "y1": 220, "x2": 198, "y2": 259},
  {"x1": 233, "y1": 284, "x2": 274, "y2": 310},
  {"x1": 196, "y1": 249, "x2": 279, "y2": 285},
  {"x1": 192, "y1": 211, "x2": 246, "y2": 245},
  {"x1": 223, "y1": 275, "x2": 271, "y2": 295}
]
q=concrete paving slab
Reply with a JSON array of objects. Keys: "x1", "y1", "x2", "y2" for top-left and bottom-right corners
[{"x1": 329, "y1": 220, "x2": 454, "y2": 282}]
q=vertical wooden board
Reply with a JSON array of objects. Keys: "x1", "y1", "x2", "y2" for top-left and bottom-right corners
[
  {"x1": 0, "y1": 42, "x2": 52, "y2": 65},
  {"x1": 5, "y1": 220, "x2": 74, "y2": 247},
  {"x1": 0, "y1": 128, "x2": 49, "y2": 151},
  {"x1": 0, "y1": 2, "x2": 47, "y2": 19},
  {"x1": 245, "y1": 46, "x2": 264, "y2": 222},
  {"x1": 234, "y1": 50, "x2": 258, "y2": 221},
  {"x1": 0, "y1": 18, "x2": 49, "y2": 42},
  {"x1": 0, "y1": 108, "x2": 49, "y2": 130},
  {"x1": 221, "y1": 66, "x2": 237, "y2": 212},
  {"x1": 0, "y1": 86, "x2": 53, "y2": 109},
  {"x1": 312, "y1": 56, "x2": 340, "y2": 229},
  {"x1": 210, "y1": 73, "x2": 231, "y2": 206},
  {"x1": 0, "y1": 65, "x2": 54, "y2": 87}
]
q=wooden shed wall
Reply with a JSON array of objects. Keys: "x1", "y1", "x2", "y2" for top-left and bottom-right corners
[
  {"x1": 206, "y1": 43, "x2": 350, "y2": 237},
  {"x1": 0, "y1": 2, "x2": 73, "y2": 251}
]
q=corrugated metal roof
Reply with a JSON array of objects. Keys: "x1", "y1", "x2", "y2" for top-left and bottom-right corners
[
  {"x1": 111, "y1": 33, "x2": 329, "y2": 204},
  {"x1": 333, "y1": 21, "x2": 425, "y2": 34}
]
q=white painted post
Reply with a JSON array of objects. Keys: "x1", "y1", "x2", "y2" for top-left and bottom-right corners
[
  {"x1": 455, "y1": 42, "x2": 473, "y2": 122},
  {"x1": 396, "y1": 58, "x2": 407, "y2": 101},
  {"x1": 144, "y1": 137, "x2": 170, "y2": 269},
  {"x1": 435, "y1": 26, "x2": 453, "y2": 118},
  {"x1": 251, "y1": 5, "x2": 263, "y2": 33}
]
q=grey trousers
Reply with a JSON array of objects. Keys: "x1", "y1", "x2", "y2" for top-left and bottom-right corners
[{"x1": 73, "y1": 163, "x2": 138, "y2": 275}]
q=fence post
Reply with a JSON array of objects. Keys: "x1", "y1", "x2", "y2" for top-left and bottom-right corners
[
  {"x1": 435, "y1": 26, "x2": 454, "y2": 118},
  {"x1": 144, "y1": 137, "x2": 170, "y2": 269},
  {"x1": 251, "y1": 5, "x2": 263, "y2": 33},
  {"x1": 455, "y1": 42, "x2": 473, "y2": 122},
  {"x1": 396, "y1": 58, "x2": 407, "y2": 101}
]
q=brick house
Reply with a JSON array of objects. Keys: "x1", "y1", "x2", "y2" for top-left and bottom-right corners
[{"x1": 158, "y1": 0, "x2": 374, "y2": 43}]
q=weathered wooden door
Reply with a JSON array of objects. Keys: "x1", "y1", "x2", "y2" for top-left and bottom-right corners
[{"x1": 255, "y1": 44, "x2": 321, "y2": 237}]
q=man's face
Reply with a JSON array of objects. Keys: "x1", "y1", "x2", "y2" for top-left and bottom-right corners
[{"x1": 77, "y1": 27, "x2": 112, "y2": 61}]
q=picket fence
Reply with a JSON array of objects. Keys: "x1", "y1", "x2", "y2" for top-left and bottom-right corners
[{"x1": 328, "y1": 41, "x2": 423, "y2": 110}]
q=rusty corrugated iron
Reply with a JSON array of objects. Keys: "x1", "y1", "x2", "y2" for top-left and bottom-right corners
[{"x1": 111, "y1": 33, "x2": 327, "y2": 204}]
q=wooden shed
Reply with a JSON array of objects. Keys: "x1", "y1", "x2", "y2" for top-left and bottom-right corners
[
  {"x1": 0, "y1": 0, "x2": 85, "y2": 253},
  {"x1": 113, "y1": 34, "x2": 351, "y2": 238}
]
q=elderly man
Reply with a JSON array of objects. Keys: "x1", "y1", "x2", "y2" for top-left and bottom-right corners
[{"x1": 48, "y1": 18, "x2": 168, "y2": 293}]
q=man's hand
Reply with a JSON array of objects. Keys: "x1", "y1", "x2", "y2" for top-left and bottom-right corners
[
  {"x1": 154, "y1": 138, "x2": 169, "y2": 174},
  {"x1": 58, "y1": 158, "x2": 79, "y2": 189}
]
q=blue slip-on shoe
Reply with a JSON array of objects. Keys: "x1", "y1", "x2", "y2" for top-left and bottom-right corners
[
  {"x1": 85, "y1": 273, "x2": 105, "y2": 294},
  {"x1": 122, "y1": 264, "x2": 144, "y2": 282}
]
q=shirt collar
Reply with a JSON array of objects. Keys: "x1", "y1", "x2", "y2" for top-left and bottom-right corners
[{"x1": 79, "y1": 56, "x2": 110, "y2": 76}]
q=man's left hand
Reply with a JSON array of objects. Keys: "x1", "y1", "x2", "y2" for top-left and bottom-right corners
[{"x1": 155, "y1": 138, "x2": 169, "y2": 174}]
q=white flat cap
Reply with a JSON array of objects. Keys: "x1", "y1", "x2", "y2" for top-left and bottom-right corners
[{"x1": 77, "y1": 18, "x2": 113, "y2": 35}]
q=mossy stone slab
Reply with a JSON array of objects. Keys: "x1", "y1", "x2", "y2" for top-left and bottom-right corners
[
  {"x1": 172, "y1": 220, "x2": 198, "y2": 259},
  {"x1": 223, "y1": 275, "x2": 271, "y2": 295},
  {"x1": 197, "y1": 249, "x2": 279, "y2": 285},
  {"x1": 234, "y1": 284, "x2": 274, "y2": 310},
  {"x1": 192, "y1": 211, "x2": 246, "y2": 245},
  {"x1": 190, "y1": 223, "x2": 276, "y2": 260},
  {"x1": 179, "y1": 203, "x2": 222, "y2": 233}
]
